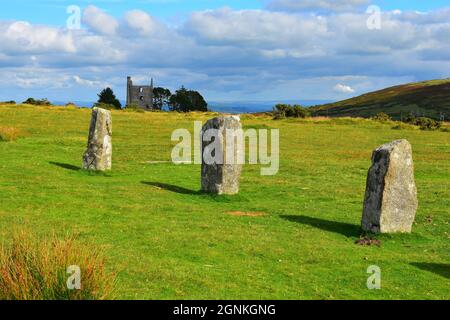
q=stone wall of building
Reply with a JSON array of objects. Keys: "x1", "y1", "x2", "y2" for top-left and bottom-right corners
[{"x1": 126, "y1": 76, "x2": 154, "y2": 110}]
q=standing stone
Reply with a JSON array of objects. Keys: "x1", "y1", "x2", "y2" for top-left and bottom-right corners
[
  {"x1": 82, "y1": 107, "x2": 112, "y2": 171},
  {"x1": 362, "y1": 139, "x2": 418, "y2": 233},
  {"x1": 201, "y1": 116, "x2": 242, "y2": 195}
]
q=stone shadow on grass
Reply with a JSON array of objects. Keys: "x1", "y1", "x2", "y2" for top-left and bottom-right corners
[
  {"x1": 141, "y1": 181, "x2": 200, "y2": 195},
  {"x1": 410, "y1": 263, "x2": 450, "y2": 279},
  {"x1": 49, "y1": 161, "x2": 81, "y2": 171},
  {"x1": 281, "y1": 215, "x2": 361, "y2": 238}
]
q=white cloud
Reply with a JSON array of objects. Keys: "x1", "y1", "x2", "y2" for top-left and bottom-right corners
[
  {"x1": 267, "y1": 0, "x2": 370, "y2": 12},
  {"x1": 334, "y1": 83, "x2": 355, "y2": 93},
  {"x1": 185, "y1": 8, "x2": 328, "y2": 48},
  {"x1": 1, "y1": 21, "x2": 76, "y2": 54},
  {"x1": 73, "y1": 75, "x2": 110, "y2": 88},
  {"x1": 83, "y1": 6, "x2": 119, "y2": 35},
  {"x1": 124, "y1": 10, "x2": 159, "y2": 36}
]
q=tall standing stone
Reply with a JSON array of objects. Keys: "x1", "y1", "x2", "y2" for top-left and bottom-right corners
[
  {"x1": 82, "y1": 107, "x2": 112, "y2": 171},
  {"x1": 362, "y1": 139, "x2": 418, "y2": 233},
  {"x1": 201, "y1": 116, "x2": 242, "y2": 195}
]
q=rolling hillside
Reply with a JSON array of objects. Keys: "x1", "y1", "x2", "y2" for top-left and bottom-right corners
[{"x1": 311, "y1": 79, "x2": 450, "y2": 120}]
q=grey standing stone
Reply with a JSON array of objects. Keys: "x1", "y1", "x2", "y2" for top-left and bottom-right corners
[
  {"x1": 362, "y1": 139, "x2": 418, "y2": 233},
  {"x1": 82, "y1": 107, "x2": 112, "y2": 171},
  {"x1": 201, "y1": 116, "x2": 242, "y2": 195}
]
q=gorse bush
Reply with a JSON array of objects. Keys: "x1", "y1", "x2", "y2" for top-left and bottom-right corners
[
  {"x1": 0, "y1": 127, "x2": 21, "y2": 142},
  {"x1": 291, "y1": 105, "x2": 310, "y2": 118},
  {"x1": 0, "y1": 230, "x2": 115, "y2": 300},
  {"x1": 273, "y1": 104, "x2": 310, "y2": 119},
  {"x1": 372, "y1": 112, "x2": 392, "y2": 122},
  {"x1": 414, "y1": 117, "x2": 442, "y2": 130},
  {"x1": 403, "y1": 114, "x2": 442, "y2": 131},
  {"x1": 22, "y1": 98, "x2": 52, "y2": 106}
]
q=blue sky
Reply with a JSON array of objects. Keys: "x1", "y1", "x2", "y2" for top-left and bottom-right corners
[
  {"x1": 2, "y1": 1, "x2": 262, "y2": 25},
  {"x1": 0, "y1": 0, "x2": 449, "y2": 103},
  {"x1": 1, "y1": 0, "x2": 449, "y2": 25}
]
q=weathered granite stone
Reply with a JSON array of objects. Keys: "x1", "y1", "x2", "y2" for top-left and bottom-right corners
[
  {"x1": 362, "y1": 139, "x2": 418, "y2": 233},
  {"x1": 201, "y1": 116, "x2": 242, "y2": 195},
  {"x1": 82, "y1": 107, "x2": 112, "y2": 171}
]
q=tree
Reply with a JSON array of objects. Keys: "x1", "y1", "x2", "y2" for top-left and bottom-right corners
[
  {"x1": 273, "y1": 104, "x2": 310, "y2": 119},
  {"x1": 97, "y1": 88, "x2": 121, "y2": 109},
  {"x1": 153, "y1": 87, "x2": 172, "y2": 110},
  {"x1": 168, "y1": 86, "x2": 208, "y2": 112}
]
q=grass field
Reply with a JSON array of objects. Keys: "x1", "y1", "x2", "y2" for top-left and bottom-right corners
[{"x1": 0, "y1": 104, "x2": 449, "y2": 300}]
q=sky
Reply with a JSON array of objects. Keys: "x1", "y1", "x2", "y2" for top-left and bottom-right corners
[{"x1": 0, "y1": 0, "x2": 449, "y2": 103}]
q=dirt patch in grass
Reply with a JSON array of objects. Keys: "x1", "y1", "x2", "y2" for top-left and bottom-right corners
[
  {"x1": 227, "y1": 211, "x2": 267, "y2": 217},
  {"x1": 355, "y1": 237, "x2": 381, "y2": 247}
]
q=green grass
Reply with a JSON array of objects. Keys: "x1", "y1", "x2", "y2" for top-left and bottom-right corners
[{"x1": 0, "y1": 104, "x2": 449, "y2": 300}]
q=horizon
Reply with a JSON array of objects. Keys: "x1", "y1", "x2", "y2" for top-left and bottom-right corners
[
  {"x1": 1, "y1": 1, "x2": 449, "y2": 104},
  {"x1": 47, "y1": 98, "x2": 333, "y2": 114}
]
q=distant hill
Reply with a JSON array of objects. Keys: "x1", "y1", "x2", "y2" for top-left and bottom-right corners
[{"x1": 310, "y1": 79, "x2": 450, "y2": 120}]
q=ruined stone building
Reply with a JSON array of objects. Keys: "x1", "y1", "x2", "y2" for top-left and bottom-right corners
[{"x1": 126, "y1": 76, "x2": 154, "y2": 110}]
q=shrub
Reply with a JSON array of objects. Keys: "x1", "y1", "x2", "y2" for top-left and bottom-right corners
[
  {"x1": 22, "y1": 98, "x2": 52, "y2": 106},
  {"x1": 0, "y1": 127, "x2": 21, "y2": 142},
  {"x1": 1, "y1": 100, "x2": 16, "y2": 105},
  {"x1": 0, "y1": 230, "x2": 115, "y2": 300},
  {"x1": 403, "y1": 114, "x2": 442, "y2": 131},
  {"x1": 414, "y1": 117, "x2": 442, "y2": 131},
  {"x1": 372, "y1": 112, "x2": 392, "y2": 122},
  {"x1": 291, "y1": 105, "x2": 310, "y2": 118},
  {"x1": 273, "y1": 104, "x2": 288, "y2": 119},
  {"x1": 273, "y1": 104, "x2": 310, "y2": 119}
]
